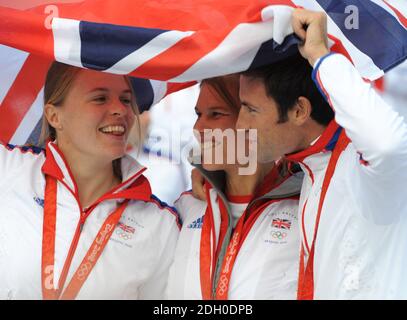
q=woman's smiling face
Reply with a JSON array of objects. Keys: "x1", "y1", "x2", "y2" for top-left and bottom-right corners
[
  {"x1": 48, "y1": 68, "x2": 136, "y2": 163},
  {"x1": 193, "y1": 78, "x2": 240, "y2": 171}
]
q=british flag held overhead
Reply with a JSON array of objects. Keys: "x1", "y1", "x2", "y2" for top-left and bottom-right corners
[
  {"x1": 0, "y1": 0, "x2": 406, "y2": 145},
  {"x1": 272, "y1": 218, "x2": 292, "y2": 230}
]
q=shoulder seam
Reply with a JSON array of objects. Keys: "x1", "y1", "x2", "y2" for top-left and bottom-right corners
[
  {"x1": 174, "y1": 189, "x2": 193, "y2": 204},
  {"x1": 148, "y1": 194, "x2": 181, "y2": 229},
  {"x1": 4, "y1": 144, "x2": 45, "y2": 156}
]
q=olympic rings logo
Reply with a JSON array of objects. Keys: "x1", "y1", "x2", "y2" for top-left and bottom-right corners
[
  {"x1": 77, "y1": 262, "x2": 92, "y2": 281},
  {"x1": 115, "y1": 229, "x2": 133, "y2": 241},
  {"x1": 270, "y1": 231, "x2": 287, "y2": 240}
]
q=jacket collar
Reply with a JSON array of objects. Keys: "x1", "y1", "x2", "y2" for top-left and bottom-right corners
[
  {"x1": 286, "y1": 120, "x2": 343, "y2": 177},
  {"x1": 189, "y1": 158, "x2": 302, "y2": 209},
  {"x1": 41, "y1": 141, "x2": 151, "y2": 203}
]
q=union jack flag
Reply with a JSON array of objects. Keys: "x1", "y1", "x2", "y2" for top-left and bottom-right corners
[
  {"x1": 117, "y1": 222, "x2": 135, "y2": 234},
  {"x1": 272, "y1": 218, "x2": 292, "y2": 230},
  {"x1": 0, "y1": 0, "x2": 406, "y2": 145}
]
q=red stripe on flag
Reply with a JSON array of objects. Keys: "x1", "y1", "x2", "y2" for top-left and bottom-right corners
[
  {"x1": 328, "y1": 34, "x2": 354, "y2": 65},
  {"x1": 0, "y1": 54, "x2": 51, "y2": 143},
  {"x1": 130, "y1": 28, "x2": 238, "y2": 81},
  {"x1": 383, "y1": 0, "x2": 407, "y2": 29},
  {"x1": 130, "y1": 2, "x2": 274, "y2": 81},
  {"x1": 166, "y1": 81, "x2": 197, "y2": 96},
  {"x1": 132, "y1": 1, "x2": 297, "y2": 81},
  {"x1": 0, "y1": 6, "x2": 54, "y2": 58}
]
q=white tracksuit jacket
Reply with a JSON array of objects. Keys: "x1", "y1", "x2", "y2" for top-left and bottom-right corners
[
  {"x1": 166, "y1": 168, "x2": 302, "y2": 300},
  {"x1": 286, "y1": 53, "x2": 407, "y2": 299},
  {"x1": 0, "y1": 141, "x2": 179, "y2": 299}
]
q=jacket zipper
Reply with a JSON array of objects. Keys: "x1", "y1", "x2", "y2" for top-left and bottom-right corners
[{"x1": 56, "y1": 209, "x2": 87, "y2": 296}]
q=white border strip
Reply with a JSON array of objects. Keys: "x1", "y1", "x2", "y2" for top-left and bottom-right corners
[
  {"x1": 292, "y1": 0, "x2": 384, "y2": 80},
  {"x1": 52, "y1": 18, "x2": 83, "y2": 68},
  {"x1": 106, "y1": 30, "x2": 194, "y2": 75},
  {"x1": 170, "y1": 5, "x2": 295, "y2": 82},
  {"x1": 371, "y1": 0, "x2": 407, "y2": 30},
  {"x1": 10, "y1": 88, "x2": 44, "y2": 145},
  {"x1": 0, "y1": 45, "x2": 29, "y2": 106}
]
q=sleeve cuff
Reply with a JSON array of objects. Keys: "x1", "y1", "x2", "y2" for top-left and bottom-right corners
[{"x1": 311, "y1": 52, "x2": 338, "y2": 83}]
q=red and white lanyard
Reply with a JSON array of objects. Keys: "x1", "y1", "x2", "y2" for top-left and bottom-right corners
[
  {"x1": 297, "y1": 130, "x2": 350, "y2": 300},
  {"x1": 214, "y1": 202, "x2": 248, "y2": 300},
  {"x1": 199, "y1": 185, "x2": 230, "y2": 300},
  {"x1": 199, "y1": 185, "x2": 277, "y2": 300},
  {"x1": 41, "y1": 175, "x2": 129, "y2": 300}
]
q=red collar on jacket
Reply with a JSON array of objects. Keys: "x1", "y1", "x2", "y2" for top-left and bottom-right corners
[
  {"x1": 41, "y1": 141, "x2": 152, "y2": 205},
  {"x1": 286, "y1": 120, "x2": 342, "y2": 164}
]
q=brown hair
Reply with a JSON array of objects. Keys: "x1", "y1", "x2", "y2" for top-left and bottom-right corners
[
  {"x1": 202, "y1": 74, "x2": 293, "y2": 179},
  {"x1": 201, "y1": 74, "x2": 241, "y2": 113},
  {"x1": 40, "y1": 61, "x2": 140, "y2": 179}
]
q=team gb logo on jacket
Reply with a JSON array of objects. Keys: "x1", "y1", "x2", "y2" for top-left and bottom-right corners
[{"x1": 264, "y1": 211, "x2": 295, "y2": 244}]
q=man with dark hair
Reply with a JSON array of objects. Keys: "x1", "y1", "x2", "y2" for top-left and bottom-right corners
[
  {"x1": 237, "y1": 9, "x2": 407, "y2": 299},
  {"x1": 242, "y1": 52, "x2": 334, "y2": 126}
]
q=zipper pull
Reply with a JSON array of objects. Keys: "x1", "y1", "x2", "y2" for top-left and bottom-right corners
[{"x1": 79, "y1": 215, "x2": 86, "y2": 233}]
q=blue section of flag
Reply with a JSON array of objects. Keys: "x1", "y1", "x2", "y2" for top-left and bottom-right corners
[
  {"x1": 249, "y1": 34, "x2": 301, "y2": 70},
  {"x1": 80, "y1": 21, "x2": 168, "y2": 71},
  {"x1": 2, "y1": 0, "x2": 407, "y2": 147},
  {"x1": 26, "y1": 118, "x2": 43, "y2": 147},
  {"x1": 316, "y1": 0, "x2": 407, "y2": 72},
  {"x1": 130, "y1": 77, "x2": 154, "y2": 113}
]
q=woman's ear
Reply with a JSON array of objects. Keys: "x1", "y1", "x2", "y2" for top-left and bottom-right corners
[
  {"x1": 44, "y1": 103, "x2": 63, "y2": 130},
  {"x1": 289, "y1": 96, "x2": 312, "y2": 126}
]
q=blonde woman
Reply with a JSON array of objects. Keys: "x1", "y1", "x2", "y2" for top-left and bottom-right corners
[{"x1": 0, "y1": 62, "x2": 179, "y2": 300}]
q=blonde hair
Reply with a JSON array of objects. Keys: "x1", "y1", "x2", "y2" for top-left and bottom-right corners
[{"x1": 40, "y1": 61, "x2": 141, "y2": 179}]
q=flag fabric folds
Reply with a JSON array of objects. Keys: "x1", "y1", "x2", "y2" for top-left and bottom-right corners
[{"x1": 0, "y1": 0, "x2": 406, "y2": 145}]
